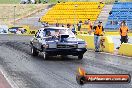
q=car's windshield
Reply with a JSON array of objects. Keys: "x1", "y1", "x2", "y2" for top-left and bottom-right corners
[{"x1": 43, "y1": 28, "x2": 75, "y2": 38}]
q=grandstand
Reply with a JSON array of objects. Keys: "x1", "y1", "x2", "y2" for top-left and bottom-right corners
[
  {"x1": 40, "y1": 2, "x2": 105, "y2": 27},
  {"x1": 105, "y1": 2, "x2": 132, "y2": 30}
]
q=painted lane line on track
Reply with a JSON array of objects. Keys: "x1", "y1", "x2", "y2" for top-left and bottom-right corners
[
  {"x1": 1, "y1": 41, "x2": 82, "y2": 87},
  {"x1": 1, "y1": 44, "x2": 80, "y2": 88},
  {"x1": 0, "y1": 66, "x2": 20, "y2": 88},
  {"x1": 2, "y1": 40, "x2": 132, "y2": 87}
]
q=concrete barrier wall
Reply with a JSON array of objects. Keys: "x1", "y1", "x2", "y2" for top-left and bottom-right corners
[
  {"x1": 101, "y1": 36, "x2": 114, "y2": 53},
  {"x1": 76, "y1": 34, "x2": 114, "y2": 53},
  {"x1": 77, "y1": 34, "x2": 95, "y2": 49},
  {"x1": 29, "y1": 30, "x2": 38, "y2": 35},
  {"x1": 119, "y1": 43, "x2": 132, "y2": 57},
  {"x1": 76, "y1": 31, "x2": 88, "y2": 35}
]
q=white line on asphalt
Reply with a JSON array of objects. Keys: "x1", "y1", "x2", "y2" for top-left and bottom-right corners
[{"x1": 0, "y1": 66, "x2": 19, "y2": 88}]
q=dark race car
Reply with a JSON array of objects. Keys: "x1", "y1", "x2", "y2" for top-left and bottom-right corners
[{"x1": 30, "y1": 27, "x2": 87, "y2": 60}]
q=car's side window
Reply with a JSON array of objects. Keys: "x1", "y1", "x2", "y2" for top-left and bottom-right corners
[{"x1": 46, "y1": 31, "x2": 51, "y2": 36}]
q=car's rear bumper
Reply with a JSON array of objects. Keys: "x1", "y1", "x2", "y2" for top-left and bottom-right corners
[{"x1": 44, "y1": 48, "x2": 87, "y2": 56}]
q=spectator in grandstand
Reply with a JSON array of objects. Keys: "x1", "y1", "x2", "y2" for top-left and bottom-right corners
[
  {"x1": 41, "y1": 22, "x2": 46, "y2": 27},
  {"x1": 93, "y1": 21, "x2": 105, "y2": 52},
  {"x1": 119, "y1": 21, "x2": 129, "y2": 44},
  {"x1": 87, "y1": 19, "x2": 93, "y2": 35},
  {"x1": 110, "y1": 21, "x2": 113, "y2": 25},
  {"x1": 72, "y1": 25, "x2": 76, "y2": 34},
  {"x1": 56, "y1": 23, "x2": 59, "y2": 27},
  {"x1": 84, "y1": 20, "x2": 88, "y2": 25},
  {"x1": 98, "y1": 5, "x2": 101, "y2": 9},
  {"x1": 38, "y1": 18, "x2": 40, "y2": 22},
  {"x1": 87, "y1": 19, "x2": 91, "y2": 24},
  {"x1": 109, "y1": 11, "x2": 112, "y2": 15},
  {"x1": 67, "y1": 23, "x2": 71, "y2": 28},
  {"x1": 98, "y1": 0, "x2": 103, "y2": 9},
  {"x1": 44, "y1": 0, "x2": 48, "y2": 3},
  {"x1": 45, "y1": 22, "x2": 49, "y2": 27},
  {"x1": 62, "y1": 24, "x2": 64, "y2": 27},
  {"x1": 77, "y1": 20, "x2": 82, "y2": 31},
  {"x1": 115, "y1": 21, "x2": 118, "y2": 25},
  {"x1": 57, "y1": 1, "x2": 60, "y2": 3},
  {"x1": 99, "y1": 0, "x2": 104, "y2": 4}
]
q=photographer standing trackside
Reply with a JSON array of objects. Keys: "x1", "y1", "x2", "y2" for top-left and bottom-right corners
[{"x1": 93, "y1": 21, "x2": 105, "y2": 52}]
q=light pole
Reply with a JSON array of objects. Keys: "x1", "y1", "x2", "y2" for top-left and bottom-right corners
[
  {"x1": 74, "y1": 4, "x2": 78, "y2": 31},
  {"x1": 14, "y1": 6, "x2": 16, "y2": 26}
]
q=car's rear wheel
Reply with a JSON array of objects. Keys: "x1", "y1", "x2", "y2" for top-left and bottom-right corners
[
  {"x1": 31, "y1": 47, "x2": 38, "y2": 56},
  {"x1": 78, "y1": 54, "x2": 83, "y2": 60}
]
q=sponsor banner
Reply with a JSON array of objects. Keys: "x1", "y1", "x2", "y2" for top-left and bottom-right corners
[
  {"x1": 76, "y1": 67, "x2": 131, "y2": 85},
  {"x1": 84, "y1": 74, "x2": 130, "y2": 83},
  {"x1": 0, "y1": 25, "x2": 8, "y2": 34},
  {"x1": 29, "y1": 30, "x2": 38, "y2": 35}
]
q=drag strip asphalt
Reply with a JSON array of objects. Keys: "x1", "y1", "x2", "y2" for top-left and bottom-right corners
[{"x1": 0, "y1": 35, "x2": 132, "y2": 88}]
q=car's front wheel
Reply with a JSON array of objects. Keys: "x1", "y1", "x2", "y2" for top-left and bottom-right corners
[
  {"x1": 43, "y1": 52, "x2": 48, "y2": 60},
  {"x1": 31, "y1": 47, "x2": 39, "y2": 56},
  {"x1": 78, "y1": 54, "x2": 83, "y2": 60}
]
